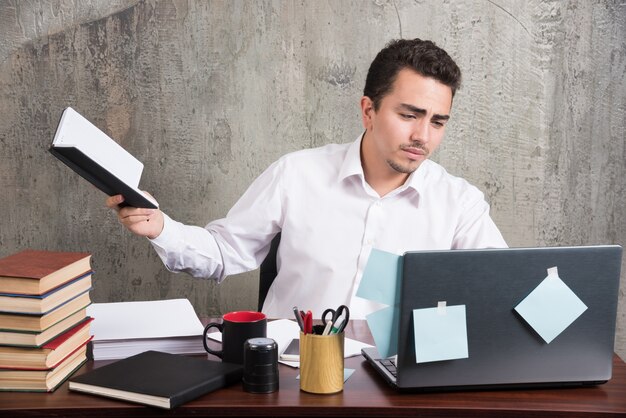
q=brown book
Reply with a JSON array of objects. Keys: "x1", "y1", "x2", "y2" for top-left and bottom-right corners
[
  {"x1": 0, "y1": 309, "x2": 89, "y2": 347},
  {"x1": 0, "y1": 292, "x2": 91, "y2": 332},
  {"x1": 0, "y1": 250, "x2": 91, "y2": 295},
  {"x1": 0, "y1": 345, "x2": 87, "y2": 392},
  {"x1": 0, "y1": 318, "x2": 92, "y2": 370},
  {"x1": 0, "y1": 274, "x2": 92, "y2": 315}
]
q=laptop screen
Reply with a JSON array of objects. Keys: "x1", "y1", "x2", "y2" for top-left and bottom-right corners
[{"x1": 385, "y1": 246, "x2": 622, "y2": 390}]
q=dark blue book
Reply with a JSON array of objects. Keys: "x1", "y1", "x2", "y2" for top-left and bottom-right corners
[{"x1": 0, "y1": 273, "x2": 92, "y2": 315}]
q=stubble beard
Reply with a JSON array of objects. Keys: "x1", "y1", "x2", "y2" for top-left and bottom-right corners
[{"x1": 386, "y1": 159, "x2": 418, "y2": 174}]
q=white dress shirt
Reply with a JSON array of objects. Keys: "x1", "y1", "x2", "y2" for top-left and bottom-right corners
[{"x1": 149, "y1": 135, "x2": 507, "y2": 319}]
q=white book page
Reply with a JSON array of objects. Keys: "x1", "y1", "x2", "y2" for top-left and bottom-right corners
[{"x1": 52, "y1": 107, "x2": 143, "y2": 188}]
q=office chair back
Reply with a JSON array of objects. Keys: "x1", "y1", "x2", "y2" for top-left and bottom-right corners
[{"x1": 258, "y1": 233, "x2": 281, "y2": 311}]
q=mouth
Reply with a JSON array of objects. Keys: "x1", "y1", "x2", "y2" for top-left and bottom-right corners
[{"x1": 400, "y1": 146, "x2": 428, "y2": 160}]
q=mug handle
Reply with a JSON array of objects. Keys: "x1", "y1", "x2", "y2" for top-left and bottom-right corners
[{"x1": 203, "y1": 322, "x2": 223, "y2": 358}]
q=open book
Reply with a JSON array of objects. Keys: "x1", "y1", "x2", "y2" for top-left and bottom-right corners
[{"x1": 49, "y1": 107, "x2": 158, "y2": 209}]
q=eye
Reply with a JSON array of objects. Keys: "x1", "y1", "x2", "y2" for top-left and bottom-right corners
[
  {"x1": 400, "y1": 113, "x2": 416, "y2": 120},
  {"x1": 431, "y1": 120, "x2": 446, "y2": 128}
]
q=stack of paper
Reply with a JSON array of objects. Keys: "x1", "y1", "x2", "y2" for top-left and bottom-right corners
[{"x1": 87, "y1": 299, "x2": 205, "y2": 360}]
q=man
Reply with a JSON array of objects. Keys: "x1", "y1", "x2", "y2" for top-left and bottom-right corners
[{"x1": 106, "y1": 38, "x2": 507, "y2": 319}]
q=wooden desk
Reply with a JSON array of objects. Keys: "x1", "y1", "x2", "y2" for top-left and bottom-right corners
[{"x1": 1, "y1": 320, "x2": 625, "y2": 417}]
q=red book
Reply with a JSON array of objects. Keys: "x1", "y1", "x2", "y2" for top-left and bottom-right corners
[
  {"x1": 0, "y1": 250, "x2": 92, "y2": 295},
  {"x1": 0, "y1": 317, "x2": 93, "y2": 370}
]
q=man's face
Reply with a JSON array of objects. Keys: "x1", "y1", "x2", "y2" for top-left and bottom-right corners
[{"x1": 361, "y1": 68, "x2": 453, "y2": 177}]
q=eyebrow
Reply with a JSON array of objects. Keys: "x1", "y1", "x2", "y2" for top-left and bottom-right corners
[{"x1": 397, "y1": 103, "x2": 450, "y2": 121}]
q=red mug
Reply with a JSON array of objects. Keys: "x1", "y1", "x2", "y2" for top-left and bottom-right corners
[{"x1": 203, "y1": 311, "x2": 267, "y2": 364}]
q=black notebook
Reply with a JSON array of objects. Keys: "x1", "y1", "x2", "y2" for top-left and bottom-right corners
[{"x1": 69, "y1": 351, "x2": 243, "y2": 409}]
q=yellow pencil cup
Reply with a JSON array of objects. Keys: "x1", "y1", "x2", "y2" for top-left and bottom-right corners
[{"x1": 299, "y1": 331, "x2": 344, "y2": 394}]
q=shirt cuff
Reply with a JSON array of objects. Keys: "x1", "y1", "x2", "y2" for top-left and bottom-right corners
[{"x1": 148, "y1": 212, "x2": 180, "y2": 248}]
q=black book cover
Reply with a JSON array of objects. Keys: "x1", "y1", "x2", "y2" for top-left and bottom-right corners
[
  {"x1": 49, "y1": 146, "x2": 158, "y2": 209},
  {"x1": 69, "y1": 351, "x2": 243, "y2": 409}
]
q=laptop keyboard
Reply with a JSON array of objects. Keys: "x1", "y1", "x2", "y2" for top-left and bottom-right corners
[{"x1": 379, "y1": 358, "x2": 397, "y2": 377}]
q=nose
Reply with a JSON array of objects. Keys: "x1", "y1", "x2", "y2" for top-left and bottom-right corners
[{"x1": 410, "y1": 118, "x2": 430, "y2": 145}]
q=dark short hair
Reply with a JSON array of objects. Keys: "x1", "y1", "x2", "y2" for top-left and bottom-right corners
[{"x1": 363, "y1": 38, "x2": 462, "y2": 110}]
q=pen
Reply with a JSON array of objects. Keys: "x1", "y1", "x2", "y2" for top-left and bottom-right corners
[
  {"x1": 322, "y1": 319, "x2": 333, "y2": 336},
  {"x1": 293, "y1": 306, "x2": 305, "y2": 331},
  {"x1": 304, "y1": 310, "x2": 313, "y2": 334},
  {"x1": 331, "y1": 318, "x2": 348, "y2": 334}
]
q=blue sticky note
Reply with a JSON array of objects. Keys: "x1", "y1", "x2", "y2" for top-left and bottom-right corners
[
  {"x1": 356, "y1": 249, "x2": 402, "y2": 306},
  {"x1": 413, "y1": 304, "x2": 469, "y2": 364},
  {"x1": 366, "y1": 305, "x2": 400, "y2": 358},
  {"x1": 514, "y1": 267, "x2": 587, "y2": 344}
]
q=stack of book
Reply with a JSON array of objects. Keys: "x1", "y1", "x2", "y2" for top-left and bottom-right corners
[{"x1": 0, "y1": 250, "x2": 94, "y2": 392}]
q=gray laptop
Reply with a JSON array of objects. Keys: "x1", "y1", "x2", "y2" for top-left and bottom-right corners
[{"x1": 362, "y1": 245, "x2": 622, "y2": 391}]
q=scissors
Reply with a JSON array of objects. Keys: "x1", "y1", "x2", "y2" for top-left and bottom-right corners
[{"x1": 321, "y1": 305, "x2": 350, "y2": 335}]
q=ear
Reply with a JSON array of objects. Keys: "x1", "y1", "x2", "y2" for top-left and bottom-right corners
[{"x1": 360, "y1": 96, "x2": 375, "y2": 130}]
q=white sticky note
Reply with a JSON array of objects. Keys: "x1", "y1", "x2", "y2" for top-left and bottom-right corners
[
  {"x1": 413, "y1": 304, "x2": 469, "y2": 364},
  {"x1": 514, "y1": 267, "x2": 588, "y2": 344}
]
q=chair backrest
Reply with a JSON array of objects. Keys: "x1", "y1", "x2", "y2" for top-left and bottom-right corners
[{"x1": 258, "y1": 233, "x2": 281, "y2": 311}]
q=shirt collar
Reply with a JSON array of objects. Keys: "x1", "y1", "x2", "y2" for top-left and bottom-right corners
[
  {"x1": 337, "y1": 134, "x2": 365, "y2": 182},
  {"x1": 338, "y1": 133, "x2": 430, "y2": 195},
  {"x1": 403, "y1": 160, "x2": 430, "y2": 194}
]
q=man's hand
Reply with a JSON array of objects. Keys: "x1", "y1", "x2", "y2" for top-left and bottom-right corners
[{"x1": 106, "y1": 193, "x2": 164, "y2": 240}]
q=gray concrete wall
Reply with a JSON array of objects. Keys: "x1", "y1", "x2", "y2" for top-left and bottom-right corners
[{"x1": 0, "y1": 0, "x2": 624, "y2": 359}]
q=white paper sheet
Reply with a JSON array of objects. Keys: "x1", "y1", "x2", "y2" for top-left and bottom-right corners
[{"x1": 87, "y1": 299, "x2": 204, "y2": 340}]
